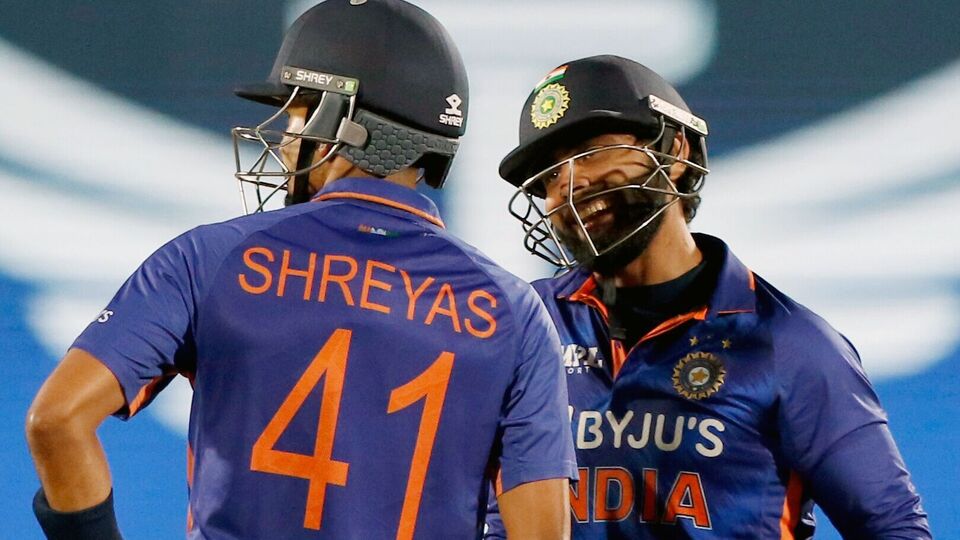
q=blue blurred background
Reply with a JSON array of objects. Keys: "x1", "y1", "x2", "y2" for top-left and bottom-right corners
[{"x1": 1, "y1": 1, "x2": 957, "y2": 537}]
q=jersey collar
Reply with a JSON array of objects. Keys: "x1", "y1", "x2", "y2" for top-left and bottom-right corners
[
  {"x1": 311, "y1": 177, "x2": 445, "y2": 228},
  {"x1": 697, "y1": 233, "x2": 756, "y2": 317},
  {"x1": 557, "y1": 233, "x2": 756, "y2": 318}
]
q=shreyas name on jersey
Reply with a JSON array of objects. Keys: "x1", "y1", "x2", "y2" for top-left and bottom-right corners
[{"x1": 237, "y1": 246, "x2": 498, "y2": 339}]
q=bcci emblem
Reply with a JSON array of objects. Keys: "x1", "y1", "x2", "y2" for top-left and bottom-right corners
[
  {"x1": 530, "y1": 83, "x2": 570, "y2": 129},
  {"x1": 672, "y1": 351, "x2": 726, "y2": 400}
]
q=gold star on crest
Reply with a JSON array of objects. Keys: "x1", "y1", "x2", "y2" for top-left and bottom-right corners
[
  {"x1": 689, "y1": 336, "x2": 699, "y2": 346},
  {"x1": 689, "y1": 368, "x2": 709, "y2": 385},
  {"x1": 721, "y1": 339, "x2": 732, "y2": 349},
  {"x1": 540, "y1": 96, "x2": 556, "y2": 113}
]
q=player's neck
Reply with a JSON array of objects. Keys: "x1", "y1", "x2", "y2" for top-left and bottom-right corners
[
  {"x1": 600, "y1": 216, "x2": 701, "y2": 288},
  {"x1": 311, "y1": 157, "x2": 422, "y2": 192},
  {"x1": 326, "y1": 169, "x2": 421, "y2": 190}
]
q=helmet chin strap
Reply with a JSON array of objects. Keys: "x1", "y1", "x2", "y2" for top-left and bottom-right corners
[{"x1": 284, "y1": 139, "x2": 319, "y2": 206}]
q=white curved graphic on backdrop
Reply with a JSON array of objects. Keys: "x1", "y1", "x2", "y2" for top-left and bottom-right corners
[
  {"x1": 694, "y1": 60, "x2": 960, "y2": 377},
  {"x1": 0, "y1": 33, "x2": 957, "y2": 438},
  {"x1": 0, "y1": 36, "x2": 235, "y2": 435}
]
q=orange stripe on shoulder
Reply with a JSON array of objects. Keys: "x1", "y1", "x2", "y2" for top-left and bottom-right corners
[
  {"x1": 779, "y1": 471, "x2": 804, "y2": 539},
  {"x1": 316, "y1": 192, "x2": 445, "y2": 228}
]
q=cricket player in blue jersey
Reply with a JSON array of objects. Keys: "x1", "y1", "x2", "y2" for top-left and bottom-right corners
[
  {"x1": 25, "y1": 2, "x2": 577, "y2": 538},
  {"x1": 486, "y1": 55, "x2": 930, "y2": 538}
]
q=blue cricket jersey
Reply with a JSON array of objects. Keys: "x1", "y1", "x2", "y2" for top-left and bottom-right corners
[
  {"x1": 487, "y1": 234, "x2": 929, "y2": 539},
  {"x1": 72, "y1": 178, "x2": 577, "y2": 539}
]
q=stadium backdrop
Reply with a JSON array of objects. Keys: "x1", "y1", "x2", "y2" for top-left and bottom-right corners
[{"x1": 1, "y1": 1, "x2": 957, "y2": 537}]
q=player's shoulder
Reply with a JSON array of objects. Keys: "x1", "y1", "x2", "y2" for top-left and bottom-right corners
[
  {"x1": 432, "y1": 231, "x2": 546, "y2": 317},
  {"x1": 145, "y1": 205, "x2": 320, "y2": 280},
  {"x1": 178, "y1": 205, "x2": 318, "y2": 251},
  {"x1": 434, "y1": 231, "x2": 533, "y2": 292},
  {"x1": 752, "y1": 273, "x2": 860, "y2": 369}
]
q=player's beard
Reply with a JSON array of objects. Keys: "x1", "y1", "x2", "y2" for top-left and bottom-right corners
[{"x1": 553, "y1": 182, "x2": 669, "y2": 276}]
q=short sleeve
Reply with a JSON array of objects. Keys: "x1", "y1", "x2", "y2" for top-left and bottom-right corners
[
  {"x1": 496, "y1": 287, "x2": 578, "y2": 494},
  {"x1": 72, "y1": 232, "x2": 200, "y2": 419}
]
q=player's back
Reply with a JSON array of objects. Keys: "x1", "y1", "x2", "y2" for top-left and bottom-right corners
[{"x1": 177, "y1": 179, "x2": 570, "y2": 539}]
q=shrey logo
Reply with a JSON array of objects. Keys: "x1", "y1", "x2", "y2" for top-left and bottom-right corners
[
  {"x1": 444, "y1": 94, "x2": 463, "y2": 116},
  {"x1": 280, "y1": 65, "x2": 358, "y2": 95},
  {"x1": 439, "y1": 94, "x2": 464, "y2": 127}
]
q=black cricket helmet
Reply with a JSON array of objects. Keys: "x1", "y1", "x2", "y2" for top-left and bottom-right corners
[
  {"x1": 233, "y1": 0, "x2": 469, "y2": 213},
  {"x1": 500, "y1": 55, "x2": 710, "y2": 268}
]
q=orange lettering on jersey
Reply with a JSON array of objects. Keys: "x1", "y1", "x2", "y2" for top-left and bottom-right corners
[
  {"x1": 318, "y1": 255, "x2": 358, "y2": 306},
  {"x1": 277, "y1": 249, "x2": 317, "y2": 300},
  {"x1": 424, "y1": 283, "x2": 462, "y2": 333},
  {"x1": 662, "y1": 471, "x2": 711, "y2": 528},
  {"x1": 399, "y1": 270, "x2": 435, "y2": 321},
  {"x1": 464, "y1": 289, "x2": 497, "y2": 339},
  {"x1": 640, "y1": 468, "x2": 659, "y2": 522},
  {"x1": 238, "y1": 246, "x2": 275, "y2": 294},
  {"x1": 594, "y1": 467, "x2": 635, "y2": 522},
  {"x1": 360, "y1": 259, "x2": 396, "y2": 314},
  {"x1": 569, "y1": 467, "x2": 589, "y2": 523}
]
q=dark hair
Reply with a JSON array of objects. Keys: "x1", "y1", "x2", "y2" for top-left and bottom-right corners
[
  {"x1": 677, "y1": 131, "x2": 705, "y2": 223},
  {"x1": 645, "y1": 129, "x2": 705, "y2": 223},
  {"x1": 677, "y1": 169, "x2": 702, "y2": 223}
]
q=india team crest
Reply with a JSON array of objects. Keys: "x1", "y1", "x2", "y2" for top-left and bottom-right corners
[
  {"x1": 530, "y1": 83, "x2": 570, "y2": 129},
  {"x1": 672, "y1": 351, "x2": 726, "y2": 400}
]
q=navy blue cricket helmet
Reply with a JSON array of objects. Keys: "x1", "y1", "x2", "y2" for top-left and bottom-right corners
[{"x1": 233, "y1": 0, "x2": 469, "y2": 212}]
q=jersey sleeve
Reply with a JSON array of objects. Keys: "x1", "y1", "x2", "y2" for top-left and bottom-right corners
[
  {"x1": 775, "y1": 314, "x2": 930, "y2": 537},
  {"x1": 71, "y1": 230, "x2": 205, "y2": 419},
  {"x1": 495, "y1": 285, "x2": 578, "y2": 494}
]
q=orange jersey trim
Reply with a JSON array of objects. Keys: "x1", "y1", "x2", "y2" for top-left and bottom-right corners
[
  {"x1": 186, "y1": 444, "x2": 196, "y2": 532},
  {"x1": 187, "y1": 444, "x2": 196, "y2": 487},
  {"x1": 610, "y1": 340, "x2": 627, "y2": 378},
  {"x1": 568, "y1": 277, "x2": 609, "y2": 320},
  {"x1": 128, "y1": 372, "x2": 176, "y2": 416},
  {"x1": 637, "y1": 307, "x2": 709, "y2": 345},
  {"x1": 568, "y1": 276, "x2": 709, "y2": 378},
  {"x1": 779, "y1": 471, "x2": 804, "y2": 539},
  {"x1": 316, "y1": 192, "x2": 445, "y2": 229}
]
